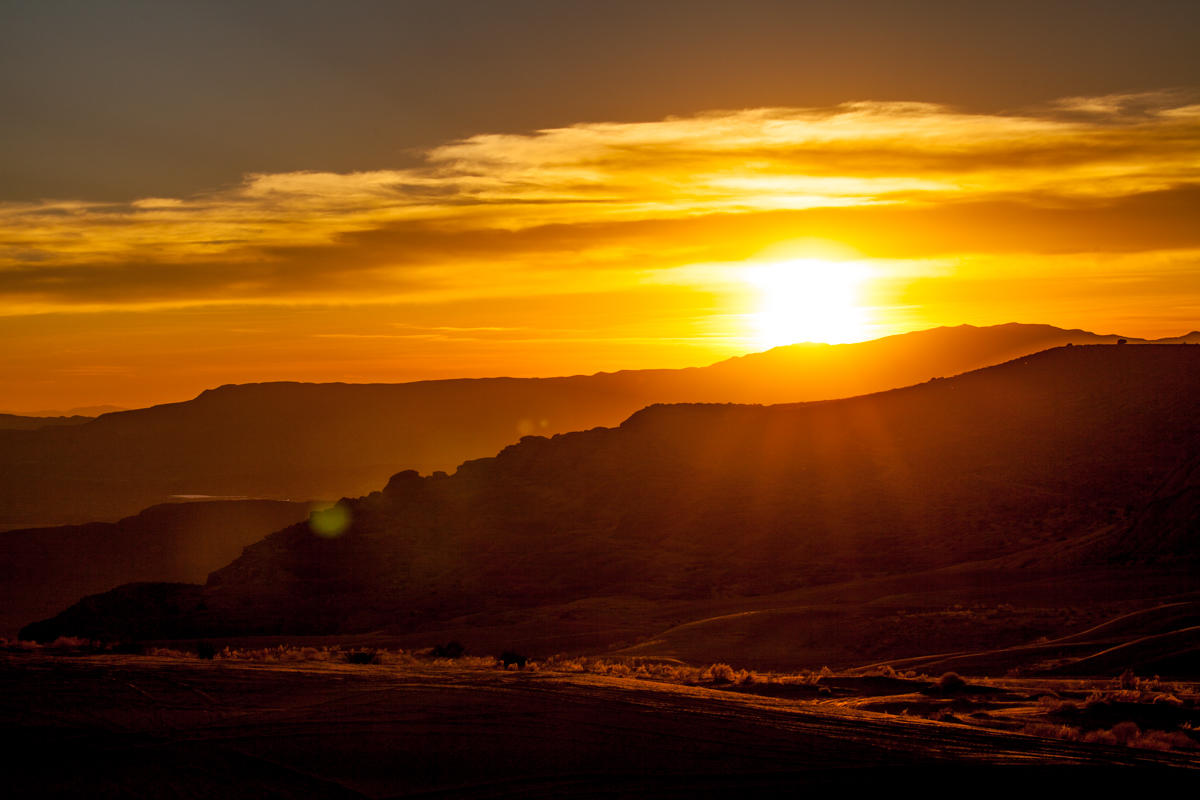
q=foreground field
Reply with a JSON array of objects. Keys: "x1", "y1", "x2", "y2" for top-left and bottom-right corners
[{"x1": 2, "y1": 652, "x2": 1196, "y2": 797}]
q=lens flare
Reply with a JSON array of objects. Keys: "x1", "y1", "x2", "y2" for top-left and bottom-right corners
[{"x1": 309, "y1": 503, "x2": 352, "y2": 538}]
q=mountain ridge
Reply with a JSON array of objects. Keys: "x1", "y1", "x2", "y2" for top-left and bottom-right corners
[
  {"x1": 5, "y1": 323, "x2": 1194, "y2": 528},
  {"x1": 25, "y1": 344, "x2": 1200, "y2": 649}
]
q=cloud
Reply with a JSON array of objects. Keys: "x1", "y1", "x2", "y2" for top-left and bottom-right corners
[{"x1": 1, "y1": 93, "x2": 1198, "y2": 311}]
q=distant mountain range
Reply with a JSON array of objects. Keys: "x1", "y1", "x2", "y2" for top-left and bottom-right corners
[
  {"x1": 0, "y1": 405, "x2": 125, "y2": 419},
  {"x1": 4, "y1": 323, "x2": 1195, "y2": 528},
  {"x1": 0, "y1": 413, "x2": 94, "y2": 431},
  {"x1": 27, "y1": 344, "x2": 1200, "y2": 660}
]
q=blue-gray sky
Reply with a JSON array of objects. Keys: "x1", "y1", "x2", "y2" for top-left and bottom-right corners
[{"x1": 4, "y1": 0, "x2": 1199, "y2": 201}]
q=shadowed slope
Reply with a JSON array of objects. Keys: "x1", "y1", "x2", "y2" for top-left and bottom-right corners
[
  {"x1": 4, "y1": 323, "x2": 1190, "y2": 528},
  {"x1": 26, "y1": 345, "x2": 1200, "y2": 644},
  {"x1": 1101, "y1": 452, "x2": 1200, "y2": 563},
  {"x1": 0, "y1": 500, "x2": 308, "y2": 637}
]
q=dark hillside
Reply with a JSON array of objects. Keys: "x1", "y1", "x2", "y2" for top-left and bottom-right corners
[
  {"x1": 2, "y1": 323, "x2": 1187, "y2": 528},
  {"x1": 27, "y1": 345, "x2": 1199, "y2": 643}
]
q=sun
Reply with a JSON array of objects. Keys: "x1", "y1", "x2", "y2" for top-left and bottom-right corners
[{"x1": 745, "y1": 258, "x2": 871, "y2": 347}]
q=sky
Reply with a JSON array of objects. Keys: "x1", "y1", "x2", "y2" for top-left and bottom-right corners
[{"x1": 2, "y1": 0, "x2": 1199, "y2": 412}]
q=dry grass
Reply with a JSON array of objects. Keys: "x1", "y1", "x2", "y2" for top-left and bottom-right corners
[
  {"x1": 135, "y1": 644, "x2": 502, "y2": 668},
  {"x1": 0, "y1": 636, "x2": 92, "y2": 650},
  {"x1": 1023, "y1": 721, "x2": 1197, "y2": 752},
  {"x1": 5, "y1": 638, "x2": 1198, "y2": 755},
  {"x1": 537, "y1": 655, "x2": 845, "y2": 688}
]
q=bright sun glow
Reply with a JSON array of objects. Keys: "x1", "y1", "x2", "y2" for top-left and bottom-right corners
[{"x1": 746, "y1": 259, "x2": 871, "y2": 347}]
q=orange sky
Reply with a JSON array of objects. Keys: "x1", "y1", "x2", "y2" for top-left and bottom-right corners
[{"x1": 3, "y1": 94, "x2": 1200, "y2": 412}]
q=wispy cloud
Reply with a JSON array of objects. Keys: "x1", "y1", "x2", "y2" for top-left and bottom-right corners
[{"x1": 1, "y1": 93, "x2": 1198, "y2": 311}]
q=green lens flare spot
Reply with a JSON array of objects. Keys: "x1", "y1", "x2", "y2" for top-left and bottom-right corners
[{"x1": 309, "y1": 504, "x2": 351, "y2": 538}]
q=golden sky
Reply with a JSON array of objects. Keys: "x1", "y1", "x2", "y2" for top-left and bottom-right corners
[{"x1": 3, "y1": 93, "x2": 1199, "y2": 411}]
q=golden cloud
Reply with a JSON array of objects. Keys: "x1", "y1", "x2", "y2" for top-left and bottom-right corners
[{"x1": 1, "y1": 93, "x2": 1198, "y2": 310}]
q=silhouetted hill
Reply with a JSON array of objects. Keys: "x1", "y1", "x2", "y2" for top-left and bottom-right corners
[
  {"x1": 0, "y1": 500, "x2": 307, "y2": 638},
  {"x1": 4, "y1": 323, "x2": 1191, "y2": 528},
  {"x1": 27, "y1": 344, "x2": 1199, "y2": 645}
]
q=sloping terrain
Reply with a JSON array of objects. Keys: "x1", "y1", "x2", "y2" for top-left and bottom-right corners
[
  {"x1": 0, "y1": 500, "x2": 308, "y2": 638},
  {"x1": 26, "y1": 345, "x2": 1200, "y2": 653},
  {"x1": 1101, "y1": 452, "x2": 1200, "y2": 564},
  {"x1": 4, "y1": 323, "x2": 1187, "y2": 528}
]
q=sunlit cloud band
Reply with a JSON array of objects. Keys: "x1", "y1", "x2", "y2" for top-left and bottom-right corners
[{"x1": 1, "y1": 92, "x2": 1198, "y2": 311}]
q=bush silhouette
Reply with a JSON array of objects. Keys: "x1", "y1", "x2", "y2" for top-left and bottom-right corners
[
  {"x1": 195, "y1": 640, "x2": 217, "y2": 660},
  {"x1": 936, "y1": 671, "x2": 967, "y2": 693},
  {"x1": 703, "y1": 663, "x2": 737, "y2": 684},
  {"x1": 345, "y1": 648, "x2": 379, "y2": 664},
  {"x1": 501, "y1": 650, "x2": 527, "y2": 669},
  {"x1": 431, "y1": 641, "x2": 465, "y2": 659}
]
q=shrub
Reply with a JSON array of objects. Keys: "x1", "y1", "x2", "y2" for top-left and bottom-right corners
[
  {"x1": 143, "y1": 646, "x2": 190, "y2": 658},
  {"x1": 1109, "y1": 721, "x2": 1142, "y2": 744},
  {"x1": 936, "y1": 671, "x2": 967, "y2": 693},
  {"x1": 195, "y1": 641, "x2": 217, "y2": 660},
  {"x1": 1029, "y1": 719, "x2": 1198, "y2": 752},
  {"x1": 431, "y1": 641, "x2": 465, "y2": 659},
  {"x1": 345, "y1": 648, "x2": 379, "y2": 665},
  {"x1": 501, "y1": 650, "x2": 528, "y2": 669},
  {"x1": 48, "y1": 636, "x2": 91, "y2": 650},
  {"x1": 1023, "y1": 723, "x2": 1081, "y2": 742},
  {"x1": 702, "y1": 663, "x2": 737, "y2": 684}
]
